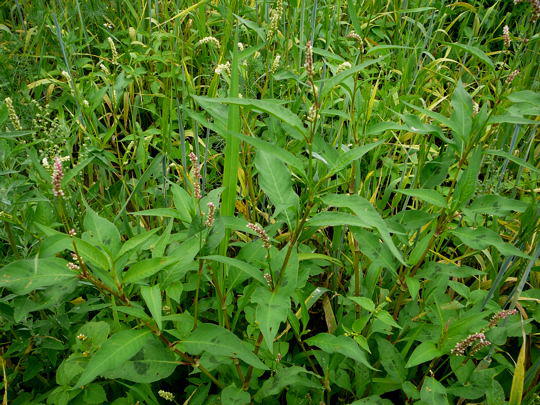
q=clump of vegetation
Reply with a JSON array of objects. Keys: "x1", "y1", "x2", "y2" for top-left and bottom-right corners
[{"x1": 0, "y1": 0, "x2": 538, "y2": 404}]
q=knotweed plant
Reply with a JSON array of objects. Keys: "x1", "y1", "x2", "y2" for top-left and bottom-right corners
[{"x1": 0, "y1": 1, "x2": 537, "y2": 405}]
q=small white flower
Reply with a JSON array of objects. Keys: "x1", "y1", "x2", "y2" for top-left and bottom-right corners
[{"x1": 215, "y1": 61, "x2": 231, "y2": 76}]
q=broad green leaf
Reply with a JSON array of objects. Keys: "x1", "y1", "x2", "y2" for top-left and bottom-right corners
[
  {"x1": 83, "y1": 208, "x2": 121, "y2": 255},
  {"x1": 375, "y1": 311, "x2": 402, "y2": 329},
  {"x1": 115, "y1": 228, "x2": 160, "y2": 260},
  {"x1": 201, "y1": 255, "x2": 266, "y2": 285},
  {"x1": 453, "y1": 147, "x2": 482, "y2": 209},
  {"x1": 467, "y1": 195, "x2": 528, "y2": 216},
  {"x1": 420, "y1": 377, "x2": 449, "y2": 405},
  {"x1": 319, "y1": 57, "x2": 387, "y2": 99},
  {"x1": 308, "y1": 212, "x2": 372, "y2": 228},
  {"x1": 254, "y1": 366, "x2": 321, "y2": 401},
  {"x1": 222, "y1": 128, "x2": 305, "y2": 175},
  {"x1": 0, "y1": 257, "x2": 76, "y2": 295},
  {"x1": 141, "y1": 285, "x2": 162, "y2": 330},
  {"x1": 74, "y1": 238, "x2": 111, "y2": 270},
  {"x1": 508, "y1": 90, "x2": 540, "y2": 105},
  {"x1": 347, "y1": 296, "x2": 375, "y2": 312},
  {"x1": 327, "y1": 141, "x2": 383, "y2": 177},
  {"x1": 488, "y1": 115, "x2": 538, "y2": 125},
  {"x1": 397, "y1": 188, "x2": 447, "y2": 208},
  {"x1": 254, "y1": 150, "x2": 299, "y2": 226},
  {"x1": 273, "y1": 246, "x2": 298, "y2": 295},
  {"x1": 298, "y1": 252, "x2": 342, "y2": 266},
  {"x1": 306, "y1": 333, "x2": 376, "y2": 370},
  {"x1": 195, "y1": 96, "x2": 306, "y2": 140},
  {"x1": 377, "y1": 337, "x2": 406, "y2": 382},
  {"x1": 177, "y1": 323, "x2": 268, "y2": 369},
  {"x1": 77, "y1": 322, "x2": 110, "y2": 347},
  {"x1": 76, "y1": 329, "x2": 151, "y2": 387},
  {"x1": 405, "y1": 342, "x2": 441, "y2": 368},
  {"x1": 251, "y1": 288, "x2": 290, "y2": 352},
  {"x1": 38, "y1": 234, "x2": 72, "y2": 257},
  {"x1": 405, "y1": 276, "x2": 421, "y2": 301},
  {"x1": 123, "y1": 257, "x2": 176, "y2": 284},
  {"x1": 449, "y1": 81, "x2": 473, "y2": 144},
  {"x1": 452, "y1": 227, "x2": 529, "y2": 258},
  {"x1": 221, "y1": 384, "x2": 251, "y2": 405},
  {"x1": 323, "y1": 194, "x2": 405, "y2": 264},
  {"x1": 449, "y1": 42, "x2": 494, "y2": 70},
  {"x1": 102, "y1": 336, "x2": 176, "y2": 383},
  {"x1": 170, "y1": 184, "x2": 195, "y2": 223}
]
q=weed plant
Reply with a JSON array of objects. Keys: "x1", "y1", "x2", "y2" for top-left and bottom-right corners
[{"x1": 0, "y1": 0, "x2": 539, "y2": 404}]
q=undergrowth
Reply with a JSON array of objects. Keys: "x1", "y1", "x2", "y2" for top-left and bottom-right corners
[{"x1": 0, "y1": 0, "x2": 539, "y2": 404}]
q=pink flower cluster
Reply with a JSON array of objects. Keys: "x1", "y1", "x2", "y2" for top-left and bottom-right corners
[
  {"x1": 52, "y1": 156, "x2": 65, "y2": 197},
  {"x1": 451, "y1": 333, "x2": 491, "y2": 356},
  {"x1": 189, "y1": 152, "x2": 202, "y2": 199},
  {"x1": 205, "y1": 202, "x2": 215, "y2": 227},
  {"x1": 247, "y1": 223, "x2": 271, "y2": 249}
]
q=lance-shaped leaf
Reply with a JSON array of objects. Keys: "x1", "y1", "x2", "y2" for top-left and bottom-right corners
[
  {"x1": 452, "y1": 227, "x2": 530, "y2": 258},
  {"x1": 76, "y1": 329, "x2": 151, "y2": 387},
  {"x1": 177, "y1": 323, "x2": 268, "y2": 369},
  {"x1": 251, "y1": 287, "x2": 290, "y2": 353},
  {"x1": 255, "y1": 150, "x2": 299, "y2": 226},
  {"x1": 0, "y1": 257, "x2": 77, "y2": 295},
  {"x1": 322, "y1": 194, "x2": 405, "y2": 264},
  {"x1": 305, "y1": 333, "x2": 376, "y2": 370},
  {"x1": 102, "y1": 335, "x2": 177, "y2": 383},
  {"x1": 141, "y1": 285, "x2": 162, "y2": 330}
]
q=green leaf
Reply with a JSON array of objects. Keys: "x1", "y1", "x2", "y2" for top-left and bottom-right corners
[
  {"x1": 129, "y1": 208, "x2": 181, "y2": 219},
  {"x1": 449, "y1": 42, "x2": 494, "y2": 70},
  {"x1": 322, "y1": 194, "x2": 405, "y2": 264},
  {"x1": 254, "y1": 150, "x2": 299, "y2": 226},
  {"x1": 221, "y1": 384, "x2": 251, "y2": 405},
  {"x1": 75, "y1": 238, "x2": 111, "y2": 270},
  {"x1": 251, "y1": 288, "x2": 290, "y2": 352},
  {"x1": 141, "y1": 285, "x2": 162, "y2": 330},
  {"x1": 509, "y1": 337, "x2": 526, "y2": 405},
  {"x1": 420, "y1": 377, "x2": 449, "y2": 404},
  {"x1": 201, "y1": 255, "x2": 266, "y2": 285},
  {"x1": 467, "y1": 195, "x2": 528, "y2": 216},
  {"x1": 102, "y1": 336, "x2": 176, "y2": 383},
  {"x1": 306, "y1": 333, "x2": 376, "y2": 370},
  {"x1": 83, "y1": 208, "x2": 121, "y2": 255},
  {"x1": 405, "y1": 342, "x2": 441, "y2": 368},
  {"x1": 397, "y1": 188, "x2": 447, "y2": 208},
  {"x1": 327, "y1": 141, "x2": 383, "y2": 177},
  {"x1": 170, "y1": 184, "x2": 195, "y2": 223},
  {"x1": 115, "y1": 228, "x2": 160, "y2": 260},
  {"x1": 453, "y1": 147, "x2": 482, "y2": 209},
  {"x1": 177, "y1": 323, "x2": 268, "y2": 370},
  {"x1": 319, "y1": 57, "x2": 387, "y2": 98},
  {"x1": 195, "y1": 96, "x2": 306, "y2": 140},
  {"x1": 76, "y1": 330, "x2": 151, "y2": 387},
  {"x1": 375, "y1": 311, "x2": 402, "y2": 329},
  {"x1": 308, "y1": 212, "x2": 372, "y2": 228},
  {"x1": 452, "y1": 227, "x2": 530, "y2": 258},
  {"x1": 123, "y1": 257, "x2": 176, "y2": 284},
  {"x1": 377, "y1": 337, "x2": 407, "y2": 382},
  {"x1": 486, "y1": 149, "x2": 539, "y2": 174},
  {"x1": 254, "y1": 366, "x2": 321, "y2": 401},
  {"x1": 0, "y1": 257, "x2": 76, "y2": 295},
  {"x1": 449, "y1": 81, "x2": 473, "y2": 145},
  {"x1": 347, "y1": 296, "x2": 375, "y2": 312}
]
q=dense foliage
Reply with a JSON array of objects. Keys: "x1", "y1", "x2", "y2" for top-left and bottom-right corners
[{"x1": 0, "y1": 0, "x2": 539, "y2": 404}]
